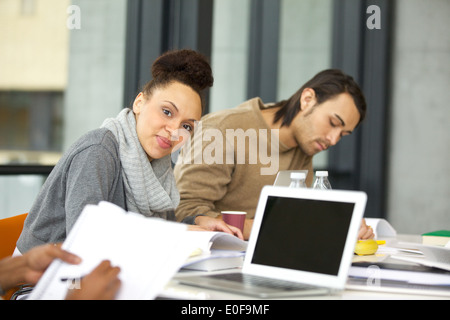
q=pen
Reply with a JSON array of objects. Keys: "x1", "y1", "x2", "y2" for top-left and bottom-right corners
[{"x1": 60, "y1": 275, "x2": 85, "y2": 282}]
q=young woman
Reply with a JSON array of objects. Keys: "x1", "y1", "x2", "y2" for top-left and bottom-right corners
[{"x1": 16, "y1": 49, "x2": 242, "y2": 255}]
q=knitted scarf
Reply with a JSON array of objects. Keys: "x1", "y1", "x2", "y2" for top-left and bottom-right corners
[{"x1": 101, "y1": 108, "x2": 179, "y2": 219}]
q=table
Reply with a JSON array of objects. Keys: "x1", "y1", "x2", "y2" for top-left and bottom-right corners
[{"x1": 160, "y1": 234, "x2": 450, "y2": 300}]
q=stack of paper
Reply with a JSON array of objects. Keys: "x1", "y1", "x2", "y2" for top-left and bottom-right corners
[
  {"x1": 350, "y1": 261, "x2": 450, "y2": 286},
  {"x1": 29, "y1": 202, "x2": 195, "y2": 300}
]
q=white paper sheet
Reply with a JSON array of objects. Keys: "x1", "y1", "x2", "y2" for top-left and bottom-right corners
[{"x1": 29, "y1": 202, "x2": 194, "y2": 300}]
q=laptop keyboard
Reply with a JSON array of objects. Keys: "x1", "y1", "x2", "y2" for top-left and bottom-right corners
[{"x1": 209, "y1": 273, "x2": 316, "y2": 291}]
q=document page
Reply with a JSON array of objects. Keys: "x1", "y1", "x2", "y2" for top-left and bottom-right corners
[{"x1": 29, "y1": 202, "x2": 194, "y2": 300}]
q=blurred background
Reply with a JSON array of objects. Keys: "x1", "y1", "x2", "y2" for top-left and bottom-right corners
[{"x1": 0, "y1": 0, "x2": 448, "y2": 234}]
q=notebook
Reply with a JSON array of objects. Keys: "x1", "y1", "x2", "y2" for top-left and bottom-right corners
[{"x1": 178, "y1": 186, "x2": 367, "y2": 298}]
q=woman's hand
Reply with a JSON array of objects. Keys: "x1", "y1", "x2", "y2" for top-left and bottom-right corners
[{"x1": 194, "y1": 216, "x2": 244, "y2": 240}]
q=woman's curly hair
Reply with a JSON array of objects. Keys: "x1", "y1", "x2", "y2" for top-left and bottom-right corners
[{"x1": 142, "y1": 49, "x2": 214, "y2": 110}]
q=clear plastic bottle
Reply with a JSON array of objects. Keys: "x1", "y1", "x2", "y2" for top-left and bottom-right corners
[
  {"x1": 289, "y1": 172, "x2": 307, "y2": 188},
  {"x1": 313, "y1": 171, "x2": 332, "y2": 190}
]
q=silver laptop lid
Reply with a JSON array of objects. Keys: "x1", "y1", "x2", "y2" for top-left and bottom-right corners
[
  {"x1": 244, "y1": 186, "x2": 367, "y2": 290},
  {"x1": 273, "y1": 170, "x2": 309, "y2": 186}
]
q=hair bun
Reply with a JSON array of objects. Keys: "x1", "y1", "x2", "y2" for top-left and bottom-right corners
[{"x1": 151, "y1": 49, "x2": 214, "y2": 92}]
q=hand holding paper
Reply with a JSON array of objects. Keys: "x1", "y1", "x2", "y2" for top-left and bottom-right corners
[{"x1": 29, "y1": 202, "x2": 195, "y2": 300}]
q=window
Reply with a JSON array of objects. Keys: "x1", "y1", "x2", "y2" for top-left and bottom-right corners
[{"x1": 0, "y1": 0, "x2": 127, "y2": 219}]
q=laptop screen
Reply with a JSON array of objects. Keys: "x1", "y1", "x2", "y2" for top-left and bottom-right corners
[{"x1": 251, "y1": 195, "x2": 354, "y2": 276}]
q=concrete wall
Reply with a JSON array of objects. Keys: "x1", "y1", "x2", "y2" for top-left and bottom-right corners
[
  {"x1": 209, "y1": 0, "x2": 251, "y2": 114},
  {"x1": 63, "y1": 0, "x2": 127, "y2": 149},
  {"x1": 386, "y1": 0, "x2": 450, "y2": 234}
]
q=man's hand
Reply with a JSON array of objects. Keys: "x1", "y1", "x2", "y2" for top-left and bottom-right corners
[
  {"x1": 0, "y1": 243, "x2": 81, "y2": 293},
  {"x1": 65, "y1": 260, "x2": 121, "y2": 300},
  {"x1": 358, "y1": 219, "x2": 375, "y2": 240},
  {"x1": 21, "y1": 243, "x2": 82, "y2": 285}
]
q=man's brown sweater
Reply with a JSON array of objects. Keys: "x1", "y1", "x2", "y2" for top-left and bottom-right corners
[{"x1": 174, "y1": 97, "x2": 313, "y2": 221}]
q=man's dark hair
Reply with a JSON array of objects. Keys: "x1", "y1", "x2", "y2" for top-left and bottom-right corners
[{"x1": 273, "y1": 69, "x2": 367, "y2": 127}]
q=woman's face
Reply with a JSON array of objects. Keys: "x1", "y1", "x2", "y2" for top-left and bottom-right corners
[{"x1": 133, "y1": 81, "x2": 202, "y2": 161}]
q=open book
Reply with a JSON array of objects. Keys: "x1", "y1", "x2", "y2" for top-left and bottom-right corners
[
  {"x1": 29, "y1": 202, "x2": 196, "y2": 300},
  {"x1": 182, "y1": 231, "x2": 247, "y2": 271}
]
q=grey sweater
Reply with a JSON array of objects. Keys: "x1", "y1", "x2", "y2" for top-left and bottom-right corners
[{"x1": 17, "y1": 128, "x2": 126, "y2": 253}]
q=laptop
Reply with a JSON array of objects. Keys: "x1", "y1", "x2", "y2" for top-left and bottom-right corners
[
  {"x1": 273, "y1": 170, "x2": 308, "y2": 187},
  {"x1": 177, "y1": 185, "x2": 367, "y2": 298}
]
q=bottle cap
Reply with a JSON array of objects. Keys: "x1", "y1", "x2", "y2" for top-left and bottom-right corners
[
  {"x1": 315, "y1": 171, "x2": 328, "y2": 177},
  {"x1": 290, "y1": 172, "x2": 306, "y2": 179}
]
